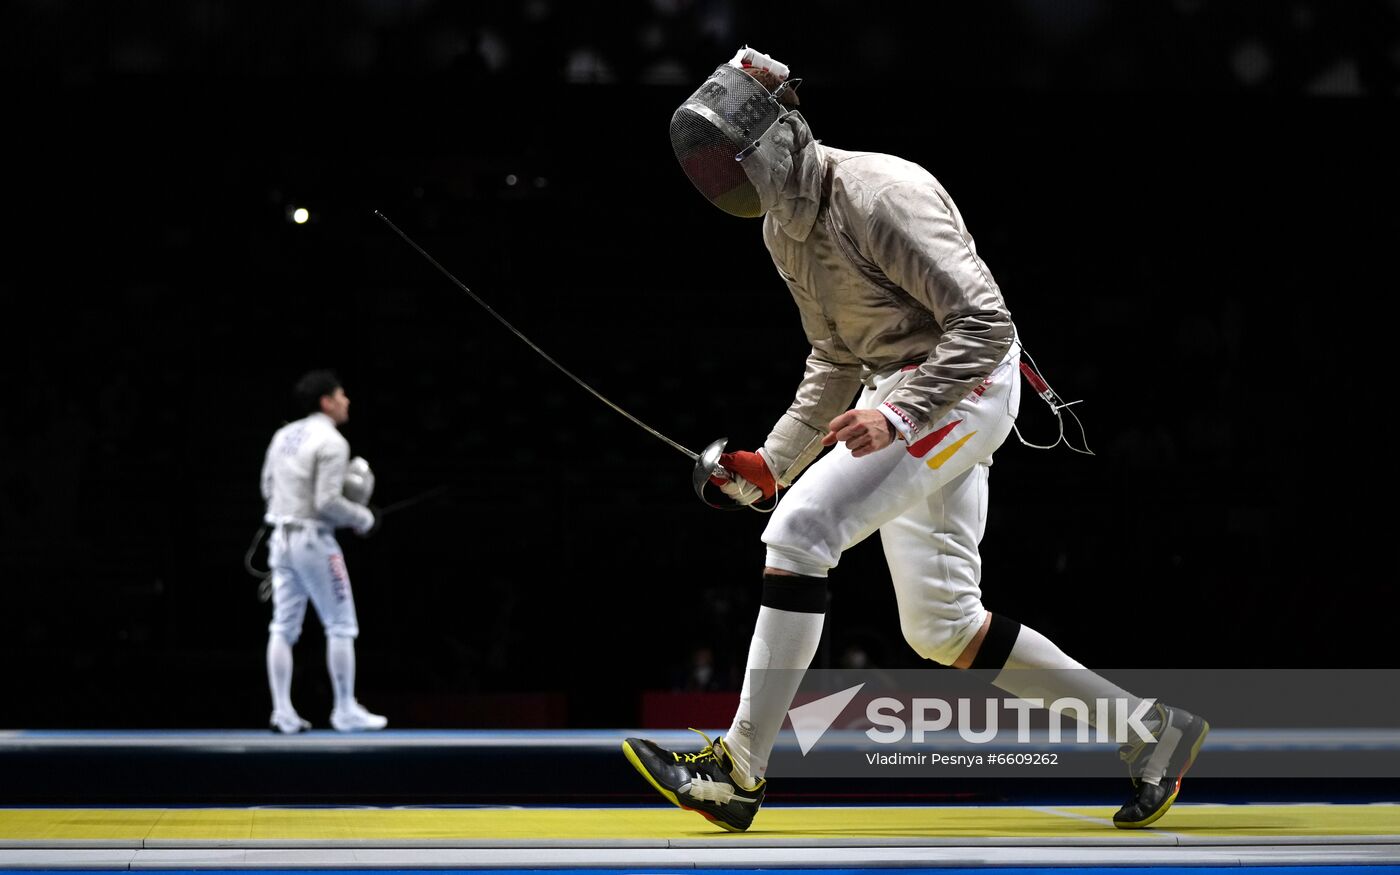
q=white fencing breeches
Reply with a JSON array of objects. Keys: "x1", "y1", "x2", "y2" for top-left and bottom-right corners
[
  {"x1": 267, "y1": 523, "x2": 360, "y2": 642},
  {"x1": 762, "y1": 345, "x2": 1022, "y2": 665}
]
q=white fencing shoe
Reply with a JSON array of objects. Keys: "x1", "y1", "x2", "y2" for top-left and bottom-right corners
[
  {"x1": 330, "y1": 701, "x2": 388, "y2": 732},
  {"x1": 269, "y1": 710, "x2": 312, "y2": 734}
]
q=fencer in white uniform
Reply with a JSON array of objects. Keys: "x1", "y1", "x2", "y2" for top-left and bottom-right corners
[
  {"x1": 623, "y1": 47, "x2": 1208, "y2": 832},
  {"x1": 260, "y1": 370, "x2": 387, "y2": 733}
]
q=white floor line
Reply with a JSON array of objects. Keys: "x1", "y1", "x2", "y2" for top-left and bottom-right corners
[{"x1": 8, "y1": 844, "x2": 1400, "y2": 869}]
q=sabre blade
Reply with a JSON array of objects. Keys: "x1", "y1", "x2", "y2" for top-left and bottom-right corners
[
  {"x1": 374, "y1": 210, "x2": 699, "y2": 462},
  {"x1": 378, "y1": 485, "x2": 452, "y2": 517}
]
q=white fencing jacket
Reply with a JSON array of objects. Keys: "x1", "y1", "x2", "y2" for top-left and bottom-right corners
[{"x1": 261, "y1": 412, "x2": 375, "y2": 533}]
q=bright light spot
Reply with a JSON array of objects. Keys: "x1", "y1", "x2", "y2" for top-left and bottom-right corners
[
  {"x1": 505, "y1": 174, "x2": 518, "y2": 186},
  {"x1": 292, "y1": 207, "x2": 310, "y2": 224}
]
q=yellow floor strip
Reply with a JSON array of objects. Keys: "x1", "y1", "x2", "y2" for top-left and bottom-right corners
[{"x1": 0, "y1": 805, "x2": 1396, "y2": 842}]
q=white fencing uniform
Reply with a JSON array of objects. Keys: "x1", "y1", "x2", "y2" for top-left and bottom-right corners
[
  {"x1": 744, "y1": 135, "x2": 1021, "y2": 662},
  {"x1": 260, "y1": 412, "x2": 374, "y2": 643},
  {"x1": 656, "y1": 57, "x2": 1203, "y2": 830}
]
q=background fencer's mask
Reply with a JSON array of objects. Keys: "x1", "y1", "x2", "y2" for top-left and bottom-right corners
[
  {"x1": 343, "y1": 456, "x2": 375, "y2": 506},
  {"x1": 670, "y1": 48, "x2": 804, "y2": 218}
]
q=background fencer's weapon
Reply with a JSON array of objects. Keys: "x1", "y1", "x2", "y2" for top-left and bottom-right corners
[
  {"x1": 375, "y1": 484, "x2": 451, "y2": 516},
  {"x1": 373, "y1": 210, "x2": 744, "y2": 510}
]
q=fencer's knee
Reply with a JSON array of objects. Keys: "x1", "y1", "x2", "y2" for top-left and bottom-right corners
[
  {"x1": 270, "y1": 628, "x2": 300, "y2": 647},
  {"x1": 325, "y1": 626, "x2": 359, "y2": 640},
  {"x1": 761, "y1": 571, "x2": 829, "y2": 614},
  {"x1": 964, "y1": 613, "x2": 1023, "y2": 670},
  {"x1": 763, "y1": 506, "x2": 841, "y2": 578},
  {"x1": 900, "y1": 604, "x2": 987, "y2": 666}
]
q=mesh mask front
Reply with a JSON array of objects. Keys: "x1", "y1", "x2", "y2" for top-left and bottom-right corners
[{"x1": 670, "y1": 65, "x2": 786, "y2": 218}]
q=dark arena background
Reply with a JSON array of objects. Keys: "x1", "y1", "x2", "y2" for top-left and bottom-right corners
[{"x1": 4, "y1": 1, "x2": 1400, "y2": 872}]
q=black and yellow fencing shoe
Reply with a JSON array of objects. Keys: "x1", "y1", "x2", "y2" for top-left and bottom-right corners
[
  {"x1": 622, "y1": 729, "x2": 766, "y2": 832},
  {"x1": 1113, "y1": 702, "x2": 1210, "y2": 829}
]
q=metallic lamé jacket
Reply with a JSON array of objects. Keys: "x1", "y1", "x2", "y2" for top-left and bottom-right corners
[{"x1": 759, "y1": 145, "x2": 1015, "y2": 485}]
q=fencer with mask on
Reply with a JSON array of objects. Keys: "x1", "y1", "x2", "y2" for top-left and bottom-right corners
[{"x1": 623, "y1": 47, "x2": 1207, "y2": 832}]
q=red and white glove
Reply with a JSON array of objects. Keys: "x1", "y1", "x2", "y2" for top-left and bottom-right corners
[{"x1": 708, "y1": 448, "x2": 778, "y2": 506}]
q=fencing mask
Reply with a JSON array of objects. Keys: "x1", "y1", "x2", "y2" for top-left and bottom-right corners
[
  {"x1": 343, "y1": 456, "x2": 375, "y2": 505},
  {"x1": 670, "y1": 47, "x2": 803, "y2": 218}
]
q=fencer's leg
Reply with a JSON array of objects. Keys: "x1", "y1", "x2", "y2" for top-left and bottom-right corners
[
  {"x1": 963, "y1": 613, "x2": 1147, "y2": 736},
  {"x1": 326, "y1": 635, "x2": 356, "y2": 712},
  {"x1": 325, "y1": 633, "x2": 387, "y2": 731},
  {"x1": 961, "y1": 612, "x2": 1209, "y2": 828},
  {"x1": 882, "y1": 462, "x2": 996, "y2": 666},
  {"x1": 300, "y1": 534, "x2": 387, "y2": 731},
  {"x1": 266, "y1": 562, "x2": 310, "y2": 733},
  {"x1": 884, "y1": 462, "x2": 1148, "y2": 732},
  {"x1": 723, "y1": 572, "x2": 828, "y2": 787},
  {"x1": 621, "y1": 569, "x2": 819, "y2": 832},
  {"x1": 897, "y1": 464, "x2": 1206, "y2": 827},
  {"x1": 266, "y1": 633, "x2": 296, "y2": 715},
  {"x1": 951, "y1": 615, "x2": 990, "y2": 669}
]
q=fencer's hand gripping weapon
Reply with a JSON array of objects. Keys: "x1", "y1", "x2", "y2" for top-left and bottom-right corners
[{"x1": 373, "y1": 210, "x2": 750, "y2": 511}]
